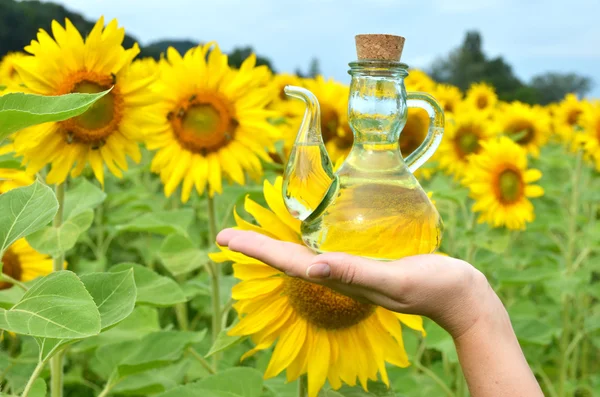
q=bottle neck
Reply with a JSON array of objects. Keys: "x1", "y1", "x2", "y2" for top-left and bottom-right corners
[{"x1": 347, "y1": 61, "x2": 408, "y2": 145}]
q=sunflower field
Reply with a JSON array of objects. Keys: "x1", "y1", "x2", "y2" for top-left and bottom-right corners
[{"x1": 0, "y1": 17, "x2": 599, "y2": 397}]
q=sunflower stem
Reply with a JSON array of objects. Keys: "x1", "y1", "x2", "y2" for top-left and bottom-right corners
[
  {"x1": 0, "y1": 272, "x2": 28, "y2": 290},
  {"x1": 558, "y1": 150, "x2": 583, "y2": 396},
  {"x1": 187, "y1": 347, "x2": 215, "y2": 375},
  {"x1": 207, "y1": 194, "x2": 221, "y2": 371},
  {"x1": 298, "y1": 374, "x2": 308, "y2": 397},
  {"x1": 21, "y1": 360, "x2": 46, "y2": 397},
  {"x1": 50, "y1": 182, "x2": 66, "y2": 397}
]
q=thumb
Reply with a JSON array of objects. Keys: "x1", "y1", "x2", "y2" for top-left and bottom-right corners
[{"x1": 307, "y1": 252, "x2": 394, "y2": 289}]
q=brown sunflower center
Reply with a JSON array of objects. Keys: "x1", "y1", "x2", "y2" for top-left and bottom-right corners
[
  {"x1": 567, "y1": 109, "x2": 582, "y2": 126},
  {"x1": 285, "y1": 277, "x2": 375, "y2": 330},
  {"x1": 321, "y1": 105, "x2": 340, "y2": 143},
  {"x1": 495, "y1": 169, "x2": 523, "y2": 204},
  {"x1": 400, "y1": 109, "x2": 429, "y2": 157},
  {"x1": 57, "y1": 71, "x2": 122, "y2": 149},
  {"x1": 1, "y1": 249, "x2": 22, "y2": 290},
  {"x1": 170, "y1": 93, "x2": 237, "y2": 155},
  {"x1": 596, "y1": 119, "x2": 600, "y2": 142},
  {"x1": 454, "y1": 125, "x2": 481, "y2": 158},
  {"x1": 477, "y1": 95, "x2": 488, "y2": 109},
  {"x1": 506, "y1": 119, "x2": 535, "y2": 144}
]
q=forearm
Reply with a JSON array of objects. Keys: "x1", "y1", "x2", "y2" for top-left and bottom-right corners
[{"x1": 453, "y1": 289, "x2": 543, "y2": 397}]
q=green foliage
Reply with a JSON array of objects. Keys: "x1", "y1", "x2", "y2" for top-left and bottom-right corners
[
  {"x1": 0, "y1": 271, "x2": 101, "y2": 339},
  {"x1": 0, "y1": 180, "x2": 57, "y2": 258},
  {"x1": 0, "y1": 90, "x2": 111, "y2": 139},
  {"x1": 110, "y1": 263, "x2": 187, "y2": 306}
]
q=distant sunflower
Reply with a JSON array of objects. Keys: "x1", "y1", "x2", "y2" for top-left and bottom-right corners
[
  {"x1": 0, "y1": 239, "x2": 54, "y2": 290},
  {"x1": 434, "y1": 84, "x2": 462, "y2": 114},
  {"x1": 301, "y1": 76, "x2": 351, "y2": 162},
  {"x1": 211, "y1": 177, "x2": 425, "y2": 397},
  {"x1": 553, "y1": 94, "x2": 588, "y2": 144},
  {"x1": 0, "y1": 52, "x2": 27, "y2": 89},
  {"x1": 0, "y1": 168, "x2": 34, "y2": 194},
  {"x1": 400, "y1": 108, "x2": 429, "y2": 158},
  {"x1": 463, "y1": 136, "x2": 544, "y2": 230},
  {"x1": 146, "y1": 43, "x2": 279, "y2": 201},
  {"x1": 494, "y1": 102, "x2": 550, "y2": 157},
  {"x1": 11, "y1": 18, "x2": 156, "y2": 186},
  {"x1": 577, "y1": 103, "x2": 600, "y2": 170},
  {"x1": 405, "y1": 69, "x2": 435, "y2": 93},
  {"x1": 437, "y1": 113, "x2": 495, "y2": 179},
  {"x1": 464, "y1": 82, "x2": 497, "y2": 114}
]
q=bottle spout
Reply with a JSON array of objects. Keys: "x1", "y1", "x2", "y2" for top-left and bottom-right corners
[{"x1": 282, "y1": 86, "x2": 335, "y2": 221}]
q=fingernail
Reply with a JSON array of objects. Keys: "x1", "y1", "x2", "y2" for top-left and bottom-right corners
[{"x1": 306, "y1": 263, "x2": 330, "y2": 279}]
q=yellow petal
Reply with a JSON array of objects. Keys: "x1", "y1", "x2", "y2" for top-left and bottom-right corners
[
  {"x1": 307, "y1": 328, "x2": 331, "y2": 397},
  {"x1": 264, "y1": 315, "x2": 307, "y2": 378}
]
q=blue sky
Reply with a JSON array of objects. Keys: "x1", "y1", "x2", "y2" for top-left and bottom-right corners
[{"x1": 45, "y1": 0, "x2": 600, "y2": 97}]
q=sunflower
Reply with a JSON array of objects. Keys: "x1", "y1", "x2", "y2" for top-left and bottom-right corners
[
  {"x1": 0, "y1": 52, "x2": 27, "y2": 89},
  {"x1": 0, "y1": 168, "x2": 34, "y2": 194},
  {"x1": 11, "y1": 18, "x2": 156, "y2": 186},
  {"x1": 1, "y1": 239, "x2": 55, "y2": 290},
  {"x1": 404, "y1": 69, "x2": 435, "y2": 93},
  {"x1": 437, "y1": 112, "x2": 495, "y2": 179},
  {"x1": 400, "y1": 107, "x2": 429, "y2": 158},
  {"x1": 464, "y1": 82, "x2": 497, "y2": 114},
  {"x1": 463, "y1": 136, "x2": 544, "y2": 230},
  {"x1": 146, "y1": 43, "x2": 279, "y2": 201},
  {"x1": 301, "y1": 76, "x2": 351, "y2": 163},
  {"x1": 553, "y1": 93, "x2": 589, "y2": 144},
  {"x1": 577, "y1": 103, "x2": 600, "y2": 170},
  {"x1": 210, "y1": 177, "x2": 425, "y2": 397},
  {"x1": 433, "y1": 84, "x2": 462, "y2": 114},
  {"x1": 494, "y1": 102, "x2": 550, "y2": 157}
]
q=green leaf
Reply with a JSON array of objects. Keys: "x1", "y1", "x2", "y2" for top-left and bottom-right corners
[
  {"x1": 497, "y1": 267, "x2": 558, "y2": 285},
  {"x1": 513, "y1": 318, "x2": 559, "y2": 345},
  {"x1": 158, "y1": 234, "x2": 208, "y2": 276},
  {"x1": 155, "y1": 387, "x2": 231, "y2": 397},
  {"x1": 205, "y1": 328, "x2": 247, "y2": 358},
  {"x1": 80, "y1": 269, "x2": 136, "y2": 330},
  {"x1": 29, "y1": 378, "x2": 47, "y2": 397},
  {"x1": 111, "y1": 360, "x2": 190, "y2": 395},
  {"x1": 0, "y1": 285, "x2": 25, "y2": 309},
  {"x1": 584, "y1": 312, "x2": 600, "y2": 333},
  {"x1": 63, "y1": 178, "x2": 106, "y2": 219},
  {"x1": 194, "y1": 367, "x2": 264, "y2": 397},
  {"x1": 26, "y1": 209, "x2": 94, "y2": 257},
  {"x1": 73, "y1": 306, "x2": 160, "y2": 353},
  {"x1": 0, "y1": 180, "x2": 57, "y2": 258},
  {"x1": 116, "y1": 209, "x2": 194, "y2": 236},
  {"x1": 0, "y1": 90, "x2": 111, "y2": 139},
  {"x1": 110, "y1": 263, "x2": 187, "y2": 307},
  {"x1": 95, "y1": 330, "x2": 205, "y2": 379},
  {"x1": 0, "y1": 271, "x2": 101, "y2": 339},
  {"x1": 334, "y1": 381, "x2": 395, "y2": 396}
]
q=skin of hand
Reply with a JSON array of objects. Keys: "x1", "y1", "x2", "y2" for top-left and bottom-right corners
[{"x1": 217, "y1": 228, "x2": 544, "y2": 397}]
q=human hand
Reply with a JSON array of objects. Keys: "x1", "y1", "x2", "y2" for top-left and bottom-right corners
[{"x1": 216, "y1": 228, "x2": 499, "y2": 340}]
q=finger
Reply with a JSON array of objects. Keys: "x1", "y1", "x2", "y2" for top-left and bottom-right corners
[
  {"x1": 216, "y1": 228, "x2": 240, "y2": 246},
  {"x1": 307, "y1": 252, "x2": 400, "y2": 289},
  {"x1": 223, "y1": 230, "x2": 316, "y2": 276}
]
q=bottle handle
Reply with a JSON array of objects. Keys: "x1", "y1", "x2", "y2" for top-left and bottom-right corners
[{"x1": 405, "y1": 92, "x2": 445, "y2": 173}]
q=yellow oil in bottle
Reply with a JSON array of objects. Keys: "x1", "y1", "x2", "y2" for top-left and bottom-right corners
[{"x1": 299, "y1": 144, "x2": 443, "y2": 260}]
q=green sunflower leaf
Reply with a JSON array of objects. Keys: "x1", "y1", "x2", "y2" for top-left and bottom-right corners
[
  {"x1": 205, "y1": 326, "x2": 247, "y2": 358},
  {"x1": 154, "y1": 367, "x2": 263, "y2": 397},
  {"x1": 115, "y1": 209, "x2": 194, "y2": 237},
  {"x1": 157, "y1": 234, "x2": 208, "y2": 277},
  {"x1": 26, "y1": 209, "x2": 94, "y2": 257},
  {"x1": 63, "y1": 178, "x2": 107, "y2": 219},
  {"x1": 0, "y1": 180, "x2": 58, "y2": 260},
  {"x1": 0, "y1": 89, "x2": 111, "y2": 140},
  {"x1": 0, "y1": 271, "x2": 101, "y2": 339},
  {"x1": 80, "y1": 269, "x2": 137, "y2": 330},
  {"x1": 94, "y1": 330, "x2": 206, "y2": 380},
  {"x1": 109, "y1": 263, "x2": 187, "y2": 306}
]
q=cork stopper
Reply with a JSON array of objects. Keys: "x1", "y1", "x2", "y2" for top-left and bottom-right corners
[{"x1": 355, "y1": 34, "x2": 405, "y2": 61}]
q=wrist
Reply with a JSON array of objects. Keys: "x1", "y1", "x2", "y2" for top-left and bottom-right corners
[{"x1": 451, "y1": 274, "x2": 511, "y2": 342}]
